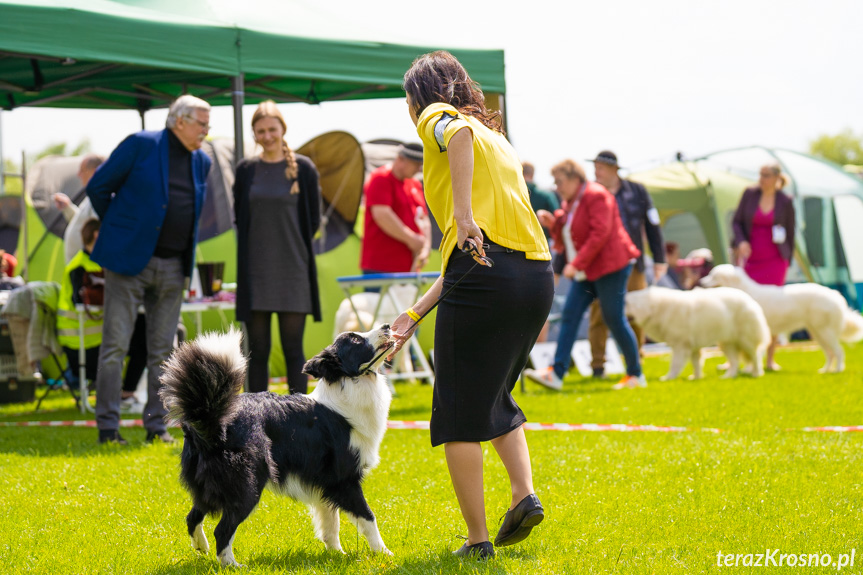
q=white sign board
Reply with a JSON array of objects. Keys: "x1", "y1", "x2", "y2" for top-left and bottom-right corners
[
  {"x1": 527, "y1": 342, "x2": 557, "y2": 372},
  {"x1": 528, "y1": 339, "x2": 625, "y2": 377}
]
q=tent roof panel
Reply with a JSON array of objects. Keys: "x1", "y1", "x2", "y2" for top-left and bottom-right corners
[
  {"x1": 0, "y1": 0, "x2": 505, "y2": 110},
  {"x1": 0, "y1": 0, "x2": 239, "y2": 75}
]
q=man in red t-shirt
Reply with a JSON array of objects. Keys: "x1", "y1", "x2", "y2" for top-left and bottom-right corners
[{"x1": 361, "y1": 143, "x2": 431, "y2": 275}]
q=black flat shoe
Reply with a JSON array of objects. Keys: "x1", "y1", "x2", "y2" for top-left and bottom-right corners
[
  {"x1": 145, "y1": 430, "x2": 175, "y2": 444},
  {"x1": 494, "y1": 493, "x2": 544, "y2": 547},
  {"x1": 98, "y1": 430, "x2": 128, "y2": 445},
  {"x1": 452, "y1": 540, "x2": 494, "y2": 559}
]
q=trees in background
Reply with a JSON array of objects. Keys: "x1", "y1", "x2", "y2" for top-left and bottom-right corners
[{"x1": 809, "y1": 129, "x2": 863, "y2": 167}]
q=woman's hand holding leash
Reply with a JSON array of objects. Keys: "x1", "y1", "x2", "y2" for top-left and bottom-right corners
[
  {"x1": 456, "y1": 217, "x2": 484, "y2": 260},
  {"x1": 460, "y1": 238, "x2": 494, "y2": 267},
  {"x1": 388, "y1": 237, "x2": 495, "y2": 361},
  {"x1": 389, "y1": 276, "x2": 444, "y2": 361},
  {"x1": 389, "y1": 312, "x2": 419, "y2": 359}
]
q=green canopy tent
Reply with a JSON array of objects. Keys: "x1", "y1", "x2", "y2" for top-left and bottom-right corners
[
  {"x1": 0, "y1": 0, "x2": 506, "y2": 164},
  {"x1": 629, "y1": 146, "x2": 863, "y2": 310}
]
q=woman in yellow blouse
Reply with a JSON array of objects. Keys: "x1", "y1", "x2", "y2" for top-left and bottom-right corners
[{"x1": 391, "y1": 51, "x2": 554, "y2": 559}]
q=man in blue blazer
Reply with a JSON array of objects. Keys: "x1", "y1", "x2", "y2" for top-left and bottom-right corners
[{"x1": 87, "y1": 95, "x2": 212, "y2": 445}]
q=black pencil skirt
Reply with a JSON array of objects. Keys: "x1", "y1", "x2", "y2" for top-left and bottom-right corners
[{"x1": 430, "y1": 242, "x2": 554, "y2": 447}]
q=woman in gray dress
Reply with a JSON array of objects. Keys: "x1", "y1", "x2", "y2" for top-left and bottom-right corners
[{"x1": 233, "y1": 101, "x2": 322, "y2": 393}]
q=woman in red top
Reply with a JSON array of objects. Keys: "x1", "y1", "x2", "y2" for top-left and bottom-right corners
[
  {"x1": 731, "y1": 162, "x2": 796, "y2": 370},
  {"x1": 524, "y1": 159, "x2": 644, "y2": 390}
]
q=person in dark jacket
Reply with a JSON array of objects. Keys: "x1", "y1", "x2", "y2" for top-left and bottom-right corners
[
  {"x1": 87, "y1": 94, "x2": 212, "y2": 445},
  {"x1": 233, "y1": 100, "x2": 322, "y2": 394},
  {"x1": 731, "y1": 162, "x2": 796, "y2": 370},
  {"x1": 589, "y1": 150, "x2": 666, "y2": 377}
]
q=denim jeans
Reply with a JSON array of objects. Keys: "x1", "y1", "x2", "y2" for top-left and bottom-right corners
[
  {"x1": 95, "y1": 256, "x2": 184, "y2": 434},
  {"x1": 553, "y1": 263, "x2": 641, "y2": 378}
]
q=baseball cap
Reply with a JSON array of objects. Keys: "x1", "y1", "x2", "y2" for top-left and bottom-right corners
[{"x1": 398, "y1": 143, "x2": 423, "y2": 163}]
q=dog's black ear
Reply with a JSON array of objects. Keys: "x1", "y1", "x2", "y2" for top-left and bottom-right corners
[
  {"x1": 303, "y1": 347, "x2": 343, "y2": 383},
  {"x1": 302, "y1": 357, "x2": 324, "y2": 379}
]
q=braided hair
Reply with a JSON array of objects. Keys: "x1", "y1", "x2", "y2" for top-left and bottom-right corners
[{"x1": 252, "y1": 100, "x2": 299, "y2": 194}]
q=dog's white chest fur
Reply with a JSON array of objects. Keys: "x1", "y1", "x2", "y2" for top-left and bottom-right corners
[{"x1": 309, "y1": 372, "x2": 392, "y2": 472}]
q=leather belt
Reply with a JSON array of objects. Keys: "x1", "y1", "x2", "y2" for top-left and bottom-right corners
[{"x1": 482, "y1": 243, "x2": 521, "y2": 255}]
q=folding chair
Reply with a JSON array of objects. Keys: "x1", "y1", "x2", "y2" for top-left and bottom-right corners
[
  {"x1": 0, "y1": 282, "x2": 81, "y2": 410},
  {"x1": 34, "y1": 353, "x2": 79, "y2": 411}
]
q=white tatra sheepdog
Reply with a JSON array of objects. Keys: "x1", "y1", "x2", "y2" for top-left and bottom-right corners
[
  {"x1": 701, "y1": 264, "x2": 863, "y2": 372},
  {"x1": 625, "y1": 286, "x2": 771, "y2": 380}
]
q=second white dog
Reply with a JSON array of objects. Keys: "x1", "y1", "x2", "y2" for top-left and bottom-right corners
[
  {"x1": 701, "y1": 264, "x2": 863, "y2": 372},
  {"x1": 625, "y1": 286, "x2": 771, "y2": 380}
]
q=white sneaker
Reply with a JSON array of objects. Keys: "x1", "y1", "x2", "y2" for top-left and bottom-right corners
[
  {"x1": 120, "y1": 396, "x2": 144, "y2": 413},
  {"x1": 612, "y1": 374, "x2": 647, "y2": 390},
  {"x1": 523, "y1": 367, "x2": 563, "y2": 391}
]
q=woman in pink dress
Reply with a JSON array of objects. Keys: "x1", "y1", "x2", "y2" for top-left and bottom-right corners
[{"x1": 731, "y1": 163, "x2": 796, "y2": 369}]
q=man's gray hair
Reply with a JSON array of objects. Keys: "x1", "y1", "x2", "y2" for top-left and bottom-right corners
[{"x1": 166, "y1": 95, "x2": 211, "y2": 128}]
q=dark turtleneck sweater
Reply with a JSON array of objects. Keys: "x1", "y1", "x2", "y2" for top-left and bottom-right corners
[{"x1": 153, "y1": 129, "x2": 196, "y2": 259}]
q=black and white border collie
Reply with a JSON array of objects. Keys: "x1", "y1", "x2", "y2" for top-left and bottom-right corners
[{"x1": 159, "y1": 326, "x2": 395, "y2": 567}]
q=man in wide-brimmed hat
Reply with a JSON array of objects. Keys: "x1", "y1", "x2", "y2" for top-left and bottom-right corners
[{"x1": 589, "y1": 150, "x2": 667, "y2": 378}]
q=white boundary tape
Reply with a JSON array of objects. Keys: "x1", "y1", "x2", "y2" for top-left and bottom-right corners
[
  {"x1": 4, "y1": 421, "x2": 860, "y2": 432},
  {"x1": 800, "y1": 426, "x2": 863, "y2": 432},
  {"x1": 0, "y1": 420, "x2": 722, "y2": 432},
  {"x1": 523, "y1": 422, "x2": 722, "y2": 433}
]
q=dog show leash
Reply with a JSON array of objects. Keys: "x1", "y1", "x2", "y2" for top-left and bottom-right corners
[
  {"x1": 362, "y1": 238, "x2": 495, "y2": 372},
  {"x1": 403, "y1": 237, "x2": 494, "y2": 323}
]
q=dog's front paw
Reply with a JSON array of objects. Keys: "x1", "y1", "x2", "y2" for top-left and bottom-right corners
[
  {"x1": 367, "y1": 540, "x2": 393, "y2": 555},
  {"x1": 191, "y1": 525, "x2": 210, "y2": 554},
  {"x1": 218, "y1": 553, "x2": 245, "y2": 568}
]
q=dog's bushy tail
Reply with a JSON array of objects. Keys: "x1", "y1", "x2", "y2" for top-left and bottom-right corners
[
  {"x1": 841, "y1": 310, "x2": 863, "y2": 343},
  {"x1": 158, "y1": 328, "x2": 247, "y2": 446}
]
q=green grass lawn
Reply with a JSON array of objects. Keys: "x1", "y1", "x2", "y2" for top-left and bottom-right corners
[{"x1": 0, "y1": 345, "x2": 860, "y2": 574}]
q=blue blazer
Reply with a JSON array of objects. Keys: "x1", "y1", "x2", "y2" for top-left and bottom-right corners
[{"x1": 87, "y1": 129, "x2": 211, "y2": 277}]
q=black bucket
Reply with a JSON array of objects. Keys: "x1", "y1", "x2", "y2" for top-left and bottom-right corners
[{"x1": 197, "y1": 262, "x2": 225, "y2": 297}]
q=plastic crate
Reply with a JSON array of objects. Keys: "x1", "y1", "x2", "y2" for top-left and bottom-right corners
[
  {"x1": 0, "y1": 354, "x2": 18, "y2": 379},
  {"x1": 0, "y1": 355, "x2": 36, "y2": 404},
  {"x1": 0, "y1": 378, "x2": 36, "y2": 404}
]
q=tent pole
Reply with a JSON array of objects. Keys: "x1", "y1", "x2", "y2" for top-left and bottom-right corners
[
  {"x1": 232, "y1": 75, "x2": 245, "y2": 166},
  {"x1": 21, "y1": 151, "x2": 27, "y2": 282}
]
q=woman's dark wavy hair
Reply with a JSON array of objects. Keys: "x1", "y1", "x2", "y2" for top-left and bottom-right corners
[{"x1": 403, "y1": 51, "x2": 504, "y2": 134}]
